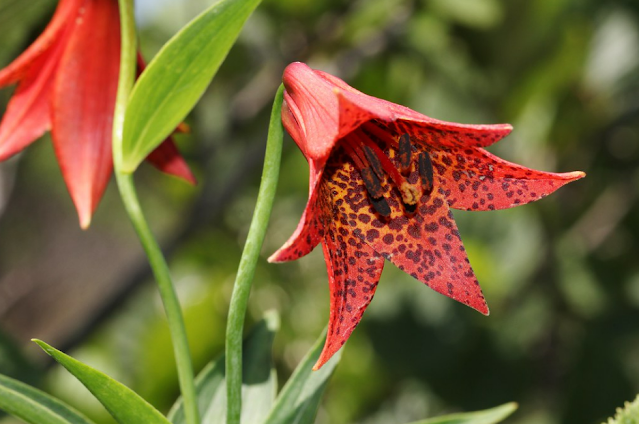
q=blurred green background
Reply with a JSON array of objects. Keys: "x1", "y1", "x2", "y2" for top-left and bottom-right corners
[{"x1": 1, "y1": 0, "x2": 638, "y2": 423}]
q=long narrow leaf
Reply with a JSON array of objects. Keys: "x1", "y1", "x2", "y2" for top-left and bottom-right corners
[
  {"x1": 121, "y1": 0, "x2": 261, "y2": 173},
  {"x1": 33, "y1": 340, "x2": 171, "y2": 424},
  {"x1": 0, "y1": 373, "x2": 95, "y2": 424},
  {"x1": 264, "y1": 329, "x2": 341, "y2": 424},
  {"x1": 407, "y1": 402, "x2": 518, "y2": 424},
  {"x1": 168, "y1": 311, "x2": 279, "y2": 424}
]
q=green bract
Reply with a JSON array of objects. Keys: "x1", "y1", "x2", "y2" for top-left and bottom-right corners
[
  {"x1": 33, "y1": 340, "x2": 171, "y2": 424},
  {"x1": 168, "y1": 311, "x2": 279, "y2": 424},
  {"x1": 408, "y1": 403, "x2": 518, "y2": 424},
  {"x1": 264, "y1": 328, "x2": 342, "y2": 424},
  {"x1": 0, "y1": 373, "x2": 95, "y2": 424},
  {"x1": 120, "y1": 0, "x2": 261, "y2": 173}
]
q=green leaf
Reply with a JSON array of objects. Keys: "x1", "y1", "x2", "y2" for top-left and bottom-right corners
[
  {"x1": 263, "y1": 328, "x2": 341, "y2": 424},
  {"x1": 33, "y1": 340, "x2": 171, "y2": 424},
  {"x1": 168, "y1": 311, "x2": 279, "y2": 424},
  {"x1": 603, "y1": 394, "x2": 639, "y2": 424},
  {"x1": 120, "y1": 0, "x2": 261, "y2": 173},
  {"x1": 407, "y1": 402, "x2": 518, "y2": 424},
  {"x1": 0, "y1": 373, "x2": 95, "y2": 424}
]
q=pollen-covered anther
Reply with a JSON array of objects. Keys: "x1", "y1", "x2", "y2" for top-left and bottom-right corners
[
  {"x1": 344, "y1": 128, "x2": 429, "y2": 212},
  {"x1": 342, "y1": 138, "x2": 392, "y2": 217},
  {"x1": 398, "y1": 133, "x2": 412, "y2": 174},
  {"x1": 361, "y1": 167, "x2": 384, "y2": 199},
  {"x1": 419, "y1": 151, "x2": 434, "y2": 194},
  {"x1": 362, "y1": 145, "x2": 384, "y2": 180}
]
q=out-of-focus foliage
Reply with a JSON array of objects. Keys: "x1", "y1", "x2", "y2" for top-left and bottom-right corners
[
  {"x1": 408, "y1": 402, "x2": 517, "y2": 424},
  {"x1": 1, "y1": 0, "x2": 639, "y2": 423},
  {"x1": 603, "y1": 395, "x2": 639, "y2": 424}
]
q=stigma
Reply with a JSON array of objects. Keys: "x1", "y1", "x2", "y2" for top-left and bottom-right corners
[{"x1": 341, "y1": 122, "x2": 434, "y2": 217}]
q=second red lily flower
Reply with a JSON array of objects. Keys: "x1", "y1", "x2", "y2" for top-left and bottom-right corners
[
  {"x1": 270, "y1": 62, "x2": 585, "y2": 370},
  {"x1": 0, "y1": 0, "x2": 195, "y2": 228}
]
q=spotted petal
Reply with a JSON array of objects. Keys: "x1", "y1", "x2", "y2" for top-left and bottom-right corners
[
  {"x1": 269, "y1": 161, "x2": 325, "y2": 262},
  {"x1": 431, "y1": 146, "x2": 585, "y2": 211},
  {"x1": 324, "y1": 150, "x2": 488, "y2": 315},
  {"x1": 315, "y1": 183, "x2": 385, "y2": 370}
]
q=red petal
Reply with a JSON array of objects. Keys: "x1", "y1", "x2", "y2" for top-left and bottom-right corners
[
  {"x1": 315, "y1": 209, "x2": 384, "y2": 370},
  {"x1": 268, "y1": 201, "x2": 323, "y2": 262},
  {"x1": 51, "y1": 0, "x2": 120, "y2": 228},
  {"x1": 282, "y1": 65, "x2": 340, "y2": 163},
  {"x1": 379, "y1": 192, "x2": 489, "y2": 314},
  {"x1": 324, "y1": 149, "x2": 489, "y2": 315},
  {"x1": 0, "y1": 0, "x2": 82, "y2": 87},
  {"x1": 430, "y1": 146, "x2": 586, "y2": 211},
  {"x1": 268, "y1": 161, "x2": 325, "y2": 263},
  {"x1": 146, "y1": 138, "x2": 197, "y2": 184},
  {"x1": 335, "y1": 88, "x2": 513, "y2": 149},
  {"x1": 0, "y1": 32, "x2": 69, "y2": 159}
]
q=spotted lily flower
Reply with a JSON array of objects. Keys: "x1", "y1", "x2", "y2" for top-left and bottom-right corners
[
  {"x1": 0, "y1": 0, "x2": 195, "y2": 228},
  {"x1": 269, "y1": 62, "x2": 585, "y2": 369}
]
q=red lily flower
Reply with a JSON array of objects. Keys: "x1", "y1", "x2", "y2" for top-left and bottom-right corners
[
  {"x1": 0, "y1": 0, "x2": 195, "y2": 228},
  {"x1": 269, "y1": 62, "x2": 585, "y2": 370}
]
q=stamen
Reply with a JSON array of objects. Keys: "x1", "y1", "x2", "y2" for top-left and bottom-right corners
[
  {"x1": 355, "y1": 133, "x2": 418, "y2": 206},
  {"x1": 342, "y1": 125, "x2": 432, "y2": 216},
  {"x1": 361, "y1": 167, "x2": 384, "y2": 199},
  {"x1": 342, "y1": 140, "x2": 391, "y2": 217},
  {"x1": 398, "y1": 134, "x2": 411, "y2": 174},
  {"x1": 371, "y1": 197, "x2": 391, "y2": 217},
  {"x1": 362, "y1": 145, "x2": 384, "y2": 180},
  {"x1": 419, "y1": 152, "x2": 434, "y2": 193}
]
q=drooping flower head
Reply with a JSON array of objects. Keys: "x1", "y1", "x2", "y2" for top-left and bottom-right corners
[
  {"x1": 269, "y1": 62, "x2": 584, "y2": 369},
  {"x1": 0, "y1": 0, "x2": 195, "y2": 228}
]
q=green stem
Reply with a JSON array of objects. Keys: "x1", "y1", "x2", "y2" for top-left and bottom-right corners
[
  {"x1": 113, "y1": 2, "x2": 200, "y2": 424},
  {"x1": 226, "y1": 85, "x2": 285, "y2": 424}
]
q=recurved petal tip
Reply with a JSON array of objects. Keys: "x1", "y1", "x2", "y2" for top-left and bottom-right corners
[
  {"x1": 567, "y1": 171, "x2": 586, "y2": 180},
  {"x1": 79, "y1": 211, "x2": 92, "y2": 230},
  {"x1": 146, "y1": 139, "x2": 197, "y2": 185},
  {"x1": 477, "y1": 302, "x2": 490, "y2": 316},
  {"x1": 266, "y1": 252, "x2": 280, "y2": 263},
  {"x1": 312, "y1": 343, "x2": 336, "y2": 371}
]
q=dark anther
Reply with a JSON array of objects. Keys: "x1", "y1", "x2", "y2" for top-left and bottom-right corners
[
  {"x1": 361, "y1": 167, "x2": 384, "y2": 199},
  {"x1": 399, "y1": 134, "x2": 411, "y2": 173},
  {"x1": 362, "y1": 145, "x2": 384, "y2": 180},
  {"x1": 371, "y1": 196, "x2": 391, "y2": 217},
  {"x1": 419, "y1": 152, "x2": 434, "y2": 193}
]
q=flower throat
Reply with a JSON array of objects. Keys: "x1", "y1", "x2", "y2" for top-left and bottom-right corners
[{"x1": 341, "y1": 122, "x2": 434, "y2": 217}]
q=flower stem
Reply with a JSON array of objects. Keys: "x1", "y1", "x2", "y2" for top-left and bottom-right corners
[
  {"x1": 225, "y1": 84, "x2": 284, "y2": 424},
  {"x1": 113, "y1": 1, "x2": 200, "y2": 424}
]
